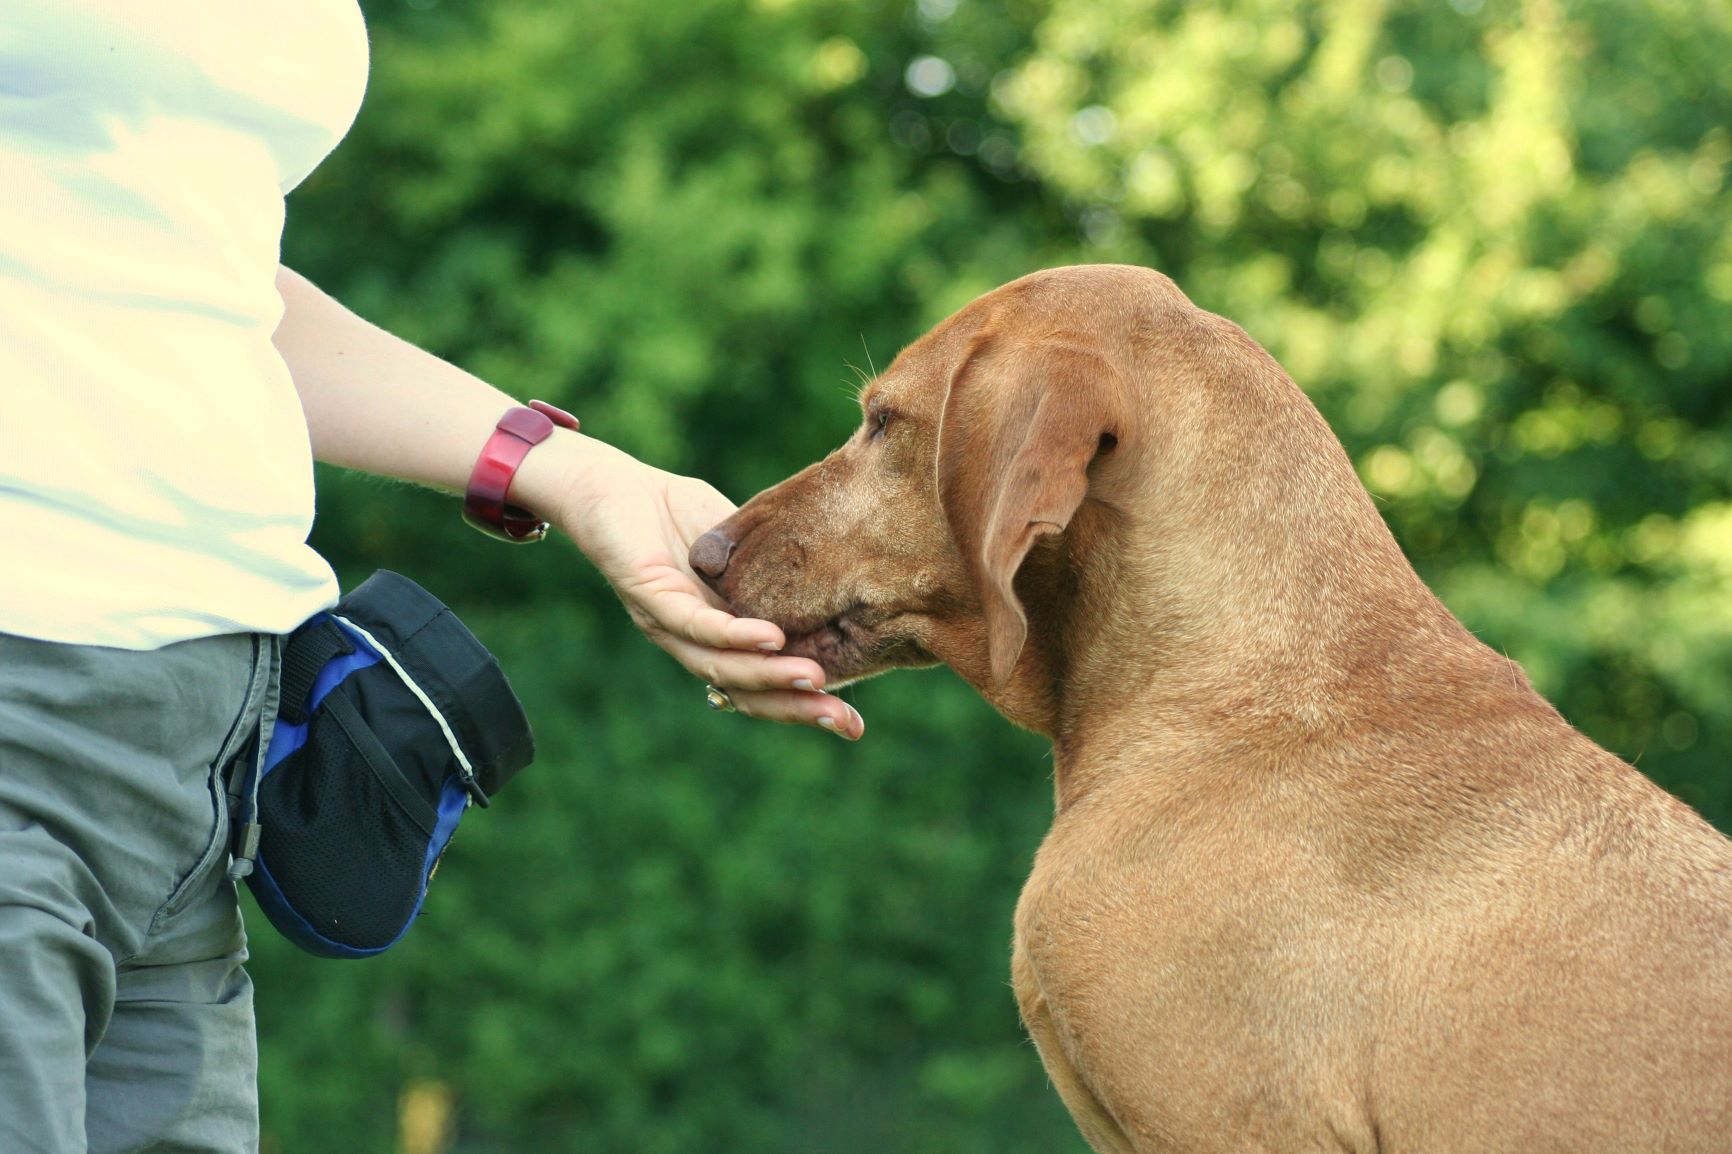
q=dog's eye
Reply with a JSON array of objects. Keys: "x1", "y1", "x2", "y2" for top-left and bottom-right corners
[{"x1": 869, "y1": 409, "x2": 891, "y2": 441}]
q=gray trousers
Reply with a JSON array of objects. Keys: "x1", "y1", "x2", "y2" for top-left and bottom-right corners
[{"x1": 0, "y1": 630, "x2": 279, "y2": 1154}]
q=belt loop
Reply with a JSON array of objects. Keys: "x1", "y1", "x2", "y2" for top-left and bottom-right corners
[
  {"x1": 217, "y1": 634, "x2": 269, "y2": 808},
  {"x1": 226, "y1": 633, "x2": 282, "y2": 880}
]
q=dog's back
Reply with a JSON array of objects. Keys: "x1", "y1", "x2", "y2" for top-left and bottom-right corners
[
  {"x1": 1368, "y1": 722, "x2": 1732, "y2": 1149},
  {"x1": 1018, "y1": 672, "x2": 1732, "y2": 1151}
]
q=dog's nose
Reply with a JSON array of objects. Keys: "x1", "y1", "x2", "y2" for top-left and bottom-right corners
[{"x1": 689, "y1": 527, "x2": 736, "y2": 584}]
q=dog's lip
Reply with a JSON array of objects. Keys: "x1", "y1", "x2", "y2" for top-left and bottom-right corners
[
  {"x1": 776, "y1": 603, "x2": 865, "y2": 648},
  {"x1": 734, "y1": 601, "x2": 879, "y2": 673},
  {"x1": 733, "y1": 598, "x2": 929, "y2": 682}
]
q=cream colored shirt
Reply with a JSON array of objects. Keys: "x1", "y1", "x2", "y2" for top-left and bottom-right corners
[{"x1": 0, "y1": 0, "x2": 368, "y2": 648}]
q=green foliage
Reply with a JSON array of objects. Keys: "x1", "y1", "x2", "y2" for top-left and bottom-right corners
[
  {"x1": 992, "y1": 0, "x2": 1732, "y2": 821},
  {"x1": 266, "y1": 0, "x2": 1729, "y2": 1149}
]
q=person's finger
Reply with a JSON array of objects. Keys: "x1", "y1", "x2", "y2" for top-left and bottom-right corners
[
  {"x1": 627, "y1": 569, "x2": 787, "y2": 652},
  {"x1": 662, "y1": 636, "x2": 825, "y2": 694},
  {"x1": 711, "y1": 688, "x2": 864, "y2": 739}
]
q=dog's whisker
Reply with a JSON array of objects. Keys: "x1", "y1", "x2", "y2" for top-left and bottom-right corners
[{"x1": 841, "y1": 361, "x2": 873, "y2": 402}]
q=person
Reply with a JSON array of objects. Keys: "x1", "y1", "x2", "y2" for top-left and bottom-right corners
[{"x1": 0, "y1": 3, "x2": 863, "y2": 1150}]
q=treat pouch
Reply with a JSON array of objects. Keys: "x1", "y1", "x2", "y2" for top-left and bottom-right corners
[{"x1": 238, "y1": 570, "x2": 534, "y2": 958}]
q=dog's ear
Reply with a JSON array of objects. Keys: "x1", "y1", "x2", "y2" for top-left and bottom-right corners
[{"x1": 938, "y1": 336, "x2": 1125, "y2": 687}]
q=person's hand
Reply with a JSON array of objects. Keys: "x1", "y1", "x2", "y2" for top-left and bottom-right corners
[{"x1": 545, "y1": 441, "x2": 865, "y2": 739}]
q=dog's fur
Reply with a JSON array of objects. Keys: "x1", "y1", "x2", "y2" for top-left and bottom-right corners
[{"x1": 689, "y1": 265, "x2": 1732, "y2": 1153}]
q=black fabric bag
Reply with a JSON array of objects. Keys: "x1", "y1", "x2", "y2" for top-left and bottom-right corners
[{"x1": 235, "y1": 570, "x2": 534, "y2": 958}]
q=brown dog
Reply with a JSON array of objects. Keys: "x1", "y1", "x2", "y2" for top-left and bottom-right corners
[{"x1": 688, "y1": 265, "x2": 1732, "y2": 1153}]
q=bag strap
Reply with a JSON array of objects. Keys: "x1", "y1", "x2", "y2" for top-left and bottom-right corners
[
  {"x1": 277, "y1": 616, "x2": 355, "y2": 725},
  {"x1": 332, "y1": 612, "x2": 489, "y2": 808}
]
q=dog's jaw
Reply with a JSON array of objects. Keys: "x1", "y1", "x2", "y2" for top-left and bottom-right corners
[
  {"x1": 759, "y1": 602, "x2": 938, "y2": 687},
  {"x1": 777, "y1": 608, "x2": 856, "y2": 671}
]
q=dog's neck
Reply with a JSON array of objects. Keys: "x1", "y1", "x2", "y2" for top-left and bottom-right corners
[{"x1": 977, "y1": 384, "x2": 1539, "y2": 811}]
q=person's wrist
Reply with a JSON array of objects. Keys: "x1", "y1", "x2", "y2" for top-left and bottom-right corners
[
  {"x1": 508, "y1": 427, "x2": 638, "y2": 543},
  {"x1": 460, "y1": 401, "x2": 581, "y2": 541}
]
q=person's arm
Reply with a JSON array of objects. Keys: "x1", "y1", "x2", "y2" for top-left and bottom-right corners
[{"x1": 272, "y1": 265, "x2": 863, "y2": 738}]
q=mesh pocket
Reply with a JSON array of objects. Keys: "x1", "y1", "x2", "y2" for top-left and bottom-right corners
[{"x1": 256, "y1": 697, "x2": 438, "y2": 951}]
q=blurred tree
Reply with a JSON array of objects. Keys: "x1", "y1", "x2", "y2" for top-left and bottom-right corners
[{"x1": 259, "y1": 0, "x2": 1730, "y2": 1150}]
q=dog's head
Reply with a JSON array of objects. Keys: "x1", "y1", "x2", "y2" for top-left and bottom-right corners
[{"x1": 688, "y1": 265, "x2": 1191, "y2": 727}]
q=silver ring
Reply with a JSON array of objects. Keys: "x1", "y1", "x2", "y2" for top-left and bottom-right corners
[{"x1": 704, "y1": 684, "x2": 737, "y2": 713}]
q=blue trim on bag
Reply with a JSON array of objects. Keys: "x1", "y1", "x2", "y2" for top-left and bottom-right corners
[
  {"x1": 261, "y1": 615, "x2": 383, "y2": 773},
  {"x1": 425, "y1": 776, "x2": 470, "y2": 879}
]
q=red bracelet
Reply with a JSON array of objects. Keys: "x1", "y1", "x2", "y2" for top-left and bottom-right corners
[{"x1": 462, "y1": 399, "x2": 581, "y2": 542}]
